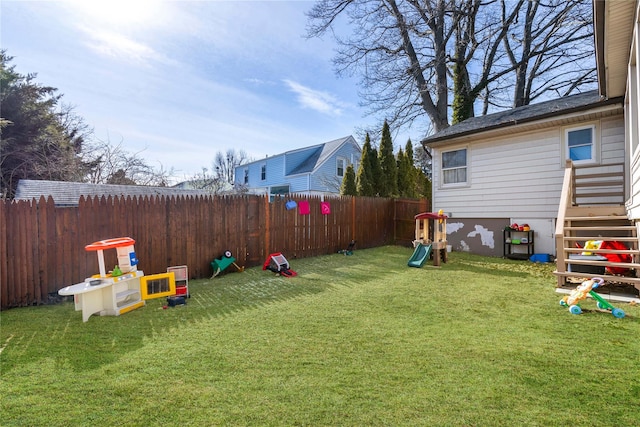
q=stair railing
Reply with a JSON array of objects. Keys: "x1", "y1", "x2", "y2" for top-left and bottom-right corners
[{"x1": 554, "y1": 160, "x2": 575, "y2": 278}]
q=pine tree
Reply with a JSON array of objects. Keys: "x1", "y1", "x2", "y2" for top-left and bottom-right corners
[
  {"x1": 368, "y1": 138, "x2": 382, "y2": 196},
  {"x1": 416, "y1": 169, "x2": 432, "y2": 199},
  {"x1": 356, "y1": 134, "x2": 374, "y2": 196},
  {"x1": 396, "y1": 147, "x2": 409, "y2": 197},
  {"x1": 404, "y1": 139, "x2": 417, "y2": 198},
  {"x1": 378, "y1": 120, "x2": 398, "y2": 197},
  {"x1": 340, "y1": 164, "x2": 357, "y2": 196}
]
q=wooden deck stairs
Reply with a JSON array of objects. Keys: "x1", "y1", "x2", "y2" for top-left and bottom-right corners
[{"x1": 554, "y1": 161, "x2": 640, "y2": 293}]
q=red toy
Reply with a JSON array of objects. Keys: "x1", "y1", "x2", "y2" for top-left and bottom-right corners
[{"x1": 263, "y1": 253, "x2": 297, "y2": 277}]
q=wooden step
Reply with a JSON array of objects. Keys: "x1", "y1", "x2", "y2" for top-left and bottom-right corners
[
  {"x1": 562, "y1": 236, "x2": 638, "y2": 242},
  {"x1": 554, "y1": 270, "x2": 640, "y2": 286},
  {"x1": 563, "y1": 225, "x2": 636, "y2": 232},
  {"x1": 563, "y1": 248, "x2": 639, "y2": 255},
  {"x1": 562, "y1": 259, "x2": 640, "y2": 269},
  {"x1": 565, "y1": 215, "x2": 630, "y2": 221},
  {"x1": 565, "y1": 206, "x2": 627, "y2": 217}
]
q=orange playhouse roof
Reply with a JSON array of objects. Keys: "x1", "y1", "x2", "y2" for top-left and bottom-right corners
[{"x1": 85, "y1": 237, "x2": 136, "y2": 251}]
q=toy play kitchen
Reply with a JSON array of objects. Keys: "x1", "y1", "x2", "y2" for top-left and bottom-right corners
[{"x1": 58, "y1": 237, "x2": 175, "y2": 322}]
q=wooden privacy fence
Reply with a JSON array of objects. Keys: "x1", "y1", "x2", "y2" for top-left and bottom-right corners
[{"x1": 0, "y1": 194, "x2": 428, "y2": 309}]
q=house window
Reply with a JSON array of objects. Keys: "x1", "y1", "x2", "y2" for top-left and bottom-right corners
[
  {"x1": 337, "y1": 157, "x2": 346, "y2": 177},
  {"x1": 442, "y1": 148, "x2": 467, "y2": 185},
  {"x1": 261, "y1": 164, "x2": 266, "y2": 181},
  {"x1": 566, "y1": 125, "x2": 595, "y2": 163},
  {"x1": 243, "y1": 169, "x2": 248, "y2": 184},
  {"x1": 270, "y1": 185, "x2": 289, "y2": 195}
]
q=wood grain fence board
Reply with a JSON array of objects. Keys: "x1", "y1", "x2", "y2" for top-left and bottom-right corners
[
  {"x1": 9, "y1": 201, "x2": 20, "y2": 305},
  {"x1": 27, "y1": 200, "x2": 41, "y2": 303},
  {"x1": 7, "y1": 201, "x2": 18, "y2": 306},
  {"x1": 79, "y1": 196, "x2": 97, "y2": 279},
  {"x1": 189, "y1": 196, "x2": 201, "y2": 278},
  {"x1": 17, "y1": 201, "x2": 29, "y2": 305},
  {"x1": 6, "y1": 202, "x2": 17, "y2": 306},
  {"x1": 0, "y1": 198, "x2": 7, "y2": 306}
]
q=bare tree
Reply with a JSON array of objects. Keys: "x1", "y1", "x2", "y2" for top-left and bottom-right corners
[
  {"x1": 182, "y1": 167, "x2": 230, "y2": 194},
  {"x1": 179, "y1": 149, "x2": 250, "y2": 195},
  {"x1": 213, "y1": 148, "x2": 249, "y2": 184},
  {"x1": 306, "y1": 0, "x2": 596, "y2": 133},
  {"x1": 82, "y1": 137, "x2": 173, "y2": 186}
]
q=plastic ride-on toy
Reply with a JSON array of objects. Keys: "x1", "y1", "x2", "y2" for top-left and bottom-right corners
[{"x1": 559, "y1": 277, "x2": 625, "y2": 318}]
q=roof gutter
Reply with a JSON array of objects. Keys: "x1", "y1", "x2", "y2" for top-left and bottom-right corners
[
  {"x1": 593, "y1": 0, "x2": 607, "y2": 97},
  {"x1": 422, "y1": 96, "x2": 622, "y2": 146}
]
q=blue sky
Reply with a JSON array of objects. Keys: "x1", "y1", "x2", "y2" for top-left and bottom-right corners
[{"x1": 2, "y1": 0, "x2": 417, "y2": 182}]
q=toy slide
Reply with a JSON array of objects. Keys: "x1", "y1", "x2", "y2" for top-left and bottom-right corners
[{"x1": 408, "y1": 243, "x2": 432, "y2": 268}]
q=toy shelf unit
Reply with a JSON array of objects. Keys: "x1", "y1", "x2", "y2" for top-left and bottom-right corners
[
  {"x1": 503, "y1": 229, "x2": 535, "y2": 260},
  {"x1": 167, "y1": 265, "x2": 189, "y2": 297}
]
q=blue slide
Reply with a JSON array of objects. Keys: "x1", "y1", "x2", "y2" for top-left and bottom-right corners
[{"x1": 408, "y1": 243, "x2": 432, "y2": 268}]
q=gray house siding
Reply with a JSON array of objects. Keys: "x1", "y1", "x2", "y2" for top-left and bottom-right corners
[{"x1": 424, "y1": 94, "x2": 625, "y2": 257}]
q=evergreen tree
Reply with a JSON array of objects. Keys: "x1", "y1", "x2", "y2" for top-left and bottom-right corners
[
  {"x1": 340, "y1": 164, "x2": 357, "y2": 196},
  {"x1": 368, "y1": 138, "x2": 382, "y2": 196},
  {"x1": 396, "y1": 147, "x2": 410, "y2": 197},
  {"x1": 378, "y1": 120, "x2": 397, "y2": 197},
  {"x1": 416, "y1": 169, "x2": 432, "y2": 199},
  {"x1": 356, "y1": 134, "x2": 374, "y2": 196},
  {"x1": 0, "y1": 51, "x2": 89, "y2": 198},
  {"x1": 404, "y1": 139, "x2": 417, "y2": 198}
]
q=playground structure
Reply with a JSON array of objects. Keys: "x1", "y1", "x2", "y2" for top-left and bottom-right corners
[
  {"x1": 211, "y1": 250, "x2": 245, "y2": 278},
  {"x1": 559, "y1": 277, "x2": 626, "y2": 318},
  {"x1": 408, "y1": 210, "x2": 448, "y2": 267}
]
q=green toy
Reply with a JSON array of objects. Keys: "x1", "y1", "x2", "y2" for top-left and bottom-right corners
[
  {"x1": 111, "y1": 265, "x2": 123, "y2": 277},
  {"x1": 210, "y1": 250, "x2": 244, "y2": 278}
]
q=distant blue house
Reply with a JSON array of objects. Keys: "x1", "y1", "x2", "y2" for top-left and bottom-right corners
[{"x1": 234, "y1": 136, "x2": 361, "y2": 196}]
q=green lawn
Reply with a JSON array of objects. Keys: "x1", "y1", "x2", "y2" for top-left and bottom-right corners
[{"x1": 1, "y1": 246, "x2": 639, "y2": 426}]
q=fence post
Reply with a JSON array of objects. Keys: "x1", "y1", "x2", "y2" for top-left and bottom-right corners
[
  {"x1": 264, "y1": 195, "x2": 270, "y2": 258},
  {"x1": 351, "y1": 196, "x2": 356, "y2": 240}
]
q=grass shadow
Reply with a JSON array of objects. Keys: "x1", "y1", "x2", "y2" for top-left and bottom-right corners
[{"x1": 0, "y1": 247, "x2": 406, "y2": 373}]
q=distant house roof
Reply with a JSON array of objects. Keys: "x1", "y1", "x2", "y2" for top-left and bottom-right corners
[
  {"x1": 421, "y1": 90, "x2": 622, "y2": 145},
  {"x1": 14, "y1": 179, "x2": 214, "y2": 206},
  {"x1": 239, "y1": 135, "x2": 359, "y2": 176},
  {"x1": 288, "y1": 136, "x2": 355, "y2": 176}
]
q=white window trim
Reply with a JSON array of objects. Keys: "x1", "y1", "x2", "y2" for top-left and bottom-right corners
[
  {"x1": 260, "y1": 163, "x2": 267, "y2": 181},
  {"x1": 441, "y1": 147, "x2": 468, "y2": 188},
  {"x1": 564, "y1": 123, "x2": 599, "y2": 166},
  {"x1": 336, "y1": 156, "x2": 346, "y2": 177}
]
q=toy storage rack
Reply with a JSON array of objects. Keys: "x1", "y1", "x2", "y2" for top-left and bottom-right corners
[{"x1": 167, "y1": 265, "x2": 189, "y2": 297}]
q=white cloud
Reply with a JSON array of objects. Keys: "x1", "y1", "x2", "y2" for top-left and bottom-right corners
[
  {"x1": 80, "y1": 30, "x2": 154, "y2": 65},
  {"x1": 284, "y1": 79, "x2": 346, "y2": 116}
]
